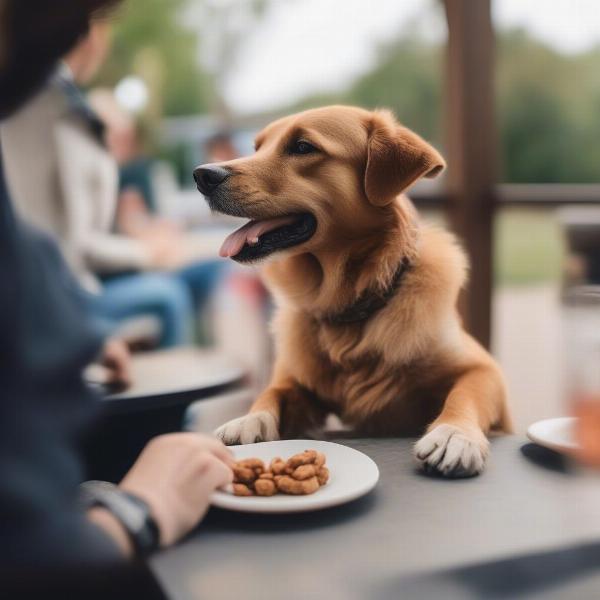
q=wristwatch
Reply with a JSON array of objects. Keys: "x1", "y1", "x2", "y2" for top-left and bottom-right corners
[{"x1": 80, "y1": 480, "x2": 161, "y2": 557}]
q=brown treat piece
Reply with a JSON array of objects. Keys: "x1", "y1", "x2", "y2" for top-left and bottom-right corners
[
  {"x1": 254, "y1": 478, "x2": 277, "y2": 496},
  {"x1": 233, "y1": 466, "x2": 257, "y2": 484},
  {"x1": 292, "y1": 464, "x2": 317, "y2": 480},
  {"x1": 270, "y1": 458, "x2": 286, "y2": 475},
  {"x1": 276, "y1": 475, "x2": 320, "y2": 495},
  {"x1": 317, "y1": 466, "x2": 330, "y2": 486},
  {"x1": 237, "y1": 458, "x2": 265, "y2": 471},
  {"x1": 232, "y1": 451, "x2": 328, "y2": 498},
  {"x1": 233, "y1": 483, "x2": 253, "y2": 496},
  {"x1": 286, "y1": 450, "x2": 318, "y2": 469}
]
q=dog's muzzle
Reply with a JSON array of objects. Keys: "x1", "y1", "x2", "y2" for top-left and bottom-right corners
[{"x1": 193, "y1": 164, "x2": 230, "y2": 195}]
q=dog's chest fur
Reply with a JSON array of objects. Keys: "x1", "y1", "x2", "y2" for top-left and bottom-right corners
[
  {"x1": 266, "y1": 224, "x2": 469, "y2": 435},
  {"x1": 272, "y1": 303, "x2": 459, "y2": 435}
]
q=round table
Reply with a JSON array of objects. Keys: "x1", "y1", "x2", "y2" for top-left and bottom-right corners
[
  {"x1": 102, "y1": 347, "x2": 246, "y2": 414},
  {"x1": 84, "y1": 348, "x2": 246, "y2": 482}
]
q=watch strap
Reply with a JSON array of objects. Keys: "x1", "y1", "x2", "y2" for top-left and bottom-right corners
[{"x1": 80, "y1": 480, "x2": 160, "y2": 557}]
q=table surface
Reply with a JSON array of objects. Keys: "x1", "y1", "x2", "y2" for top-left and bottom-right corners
[
  {"x1": 151, "y1": 435, "x2": 600, "y2": 600},
  {"x1": 103, "y1": 348, "x2": 246, "y2": 413}
]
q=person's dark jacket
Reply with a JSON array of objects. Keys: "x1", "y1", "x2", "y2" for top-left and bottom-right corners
[
  {"x1": 0, "y1": 147, "x2": 119, "y2": 566},
  {"x1": 0, "y1": 145, "x2": 167, "y2": 599}
]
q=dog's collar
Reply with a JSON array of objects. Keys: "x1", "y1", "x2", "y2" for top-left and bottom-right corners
[{"x1": 321, "y1": 257, "x2": 411, "y2": 326}]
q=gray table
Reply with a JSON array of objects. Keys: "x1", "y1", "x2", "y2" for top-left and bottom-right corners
[
  {"x1": 85, "y1": 348, "x2": 246, "y2": 482},
  {"x1": 103, "y1": 348, "x2": 246, "y2": 414},
  {"x1": 151, "y1": 436, "x2": 600, "y2": 600}
]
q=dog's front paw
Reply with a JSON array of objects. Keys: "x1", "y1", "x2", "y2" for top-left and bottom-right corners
[
  {"x1": 214, "y1": 411, "x2": 280, "y2": 446},
  {"x1": 414, "y1": 424, "x2": 489, "y2": 478}
]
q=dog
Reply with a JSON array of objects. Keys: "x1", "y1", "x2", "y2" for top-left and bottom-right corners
[{"x1": 194, "y1": 106, "x2": 511, "y2": 477}]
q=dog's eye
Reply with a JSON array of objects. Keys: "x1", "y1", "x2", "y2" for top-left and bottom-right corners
[{"x1": 289, "y1": 140, "x2": 318, "y2": 155}]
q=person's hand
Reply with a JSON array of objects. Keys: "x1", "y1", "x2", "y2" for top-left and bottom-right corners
[
  {"x1": 119, "y1": 433, "x2": 234, "y2": 547},
  {"x1": 100, "y1": 337, "x2": 132, "y2": 389},
  {"x1": 142, "y1": 233, "x2": 186, "y2": 270},
  {"x1": 132, "y1": 218, "x2": 182, "y2": 241}
]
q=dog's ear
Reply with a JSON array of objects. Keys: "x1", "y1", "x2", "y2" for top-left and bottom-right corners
[{"x1": 364, "y1": 111, "x2": 445, "y2": 207}]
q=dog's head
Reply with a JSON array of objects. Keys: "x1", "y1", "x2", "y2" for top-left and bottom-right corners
[{"x1": 194, "y1": 106, "x2": 444, "y2": 263}]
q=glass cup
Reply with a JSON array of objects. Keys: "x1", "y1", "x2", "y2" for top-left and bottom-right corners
[{"x1": 564, "y1": 286, "x2": 600, "y2": 467}]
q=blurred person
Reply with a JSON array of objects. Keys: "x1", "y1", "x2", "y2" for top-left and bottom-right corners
[
  {"x1": 205, "y1": 130, "x2": 239, "y2": 163},
  {"x1": 94, "y1": 98, "x2": 180, "y2": 239},
  {"x1": 1, "y1": 12, "x2": 196, "y2": 348},
  {"x1": 0, "y1": 0, "x2": 234, "y2": 595},
  {"x1": 97, "y1": 99, "x2": 227, "y2": 342}
]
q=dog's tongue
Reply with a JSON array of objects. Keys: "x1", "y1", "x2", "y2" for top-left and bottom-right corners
[{"x1": 219, "y1": 215, "x2": 298, "y2": 258}]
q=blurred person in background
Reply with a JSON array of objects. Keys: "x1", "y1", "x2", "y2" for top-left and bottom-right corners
[
  {"x1": 0, "y1": 0, "x2": 234, "y2": 595},
  {"x1": 95, "y1": 95, "x2": 227, "y2": 343},
  {"x1": 205, "y1": 130, "x2": 239, "y2": 163},
  {"x1": 1, "y1": 11, "x2": 199, "y2": 348}
]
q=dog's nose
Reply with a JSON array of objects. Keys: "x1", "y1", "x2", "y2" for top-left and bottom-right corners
[{"x1": 193, "y1": 165, "x2": 230, "y2": 195}]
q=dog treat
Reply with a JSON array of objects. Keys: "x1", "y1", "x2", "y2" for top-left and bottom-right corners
[
  {"x1": 286, "y1": 450, "x2": 317, "y2": 469},
  {"x1": 316, "y1": 466, "x2": 329, "y2": 486},
  {"x1": 270, "y1": 457, "x2": 286, "y2": 475},
  {"x1": 291, "y1": 464, "x2": 317, "y2": 480},
  {"x1": 233, "y1": 483, "x2": 253, "y2": 496},
  {"x1": 233, "y1": 466, "x2": 257, "y2": 485},
  {"x1": 315, "y1": 452, "x2": 326, "y2": 468},
  {"x1": 276, "y1": 475, "x2": 320, "y2": 495},
  {"x1": 254, "y1": 478, "x2": 277, "y2": 496},
  {"x1": 231, "y1": 450, "x2": 329, "y2": 497},
  {"x1": 237, "y1": 458, "x2": 265, "y2": 471}
]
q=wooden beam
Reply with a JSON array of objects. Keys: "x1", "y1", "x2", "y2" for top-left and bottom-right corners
[
  {"x1": 498, "y1": 184, "x2": 600, "y2": 206},
  {"x1": 443, "y1": 0, "x2": 496, "y2": 348}
]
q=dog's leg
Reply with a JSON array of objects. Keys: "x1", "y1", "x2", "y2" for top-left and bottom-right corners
[
  {"x1": 414, "y1": 365, "x2": 508, "y2": 477},
  {"x1": 215, "y1": 374, "x2": 328, "y2": 445},
  {"x1": 214, "y1": 385, "x2": 284, "y2": 445}
]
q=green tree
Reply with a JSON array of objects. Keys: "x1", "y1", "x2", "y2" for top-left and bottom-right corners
[
  {"x1": 293, "y1": 27, "x2": 600, "y2": 184},
  {"x1": 95, "y1": 0, "x2": 215, "y2": 117},
  {"x1": 497, "y1": 29, "x2": 600, "y2": 183},
  {"x1": 292, "y1": 35, "x2": 442, "y2": 145}
]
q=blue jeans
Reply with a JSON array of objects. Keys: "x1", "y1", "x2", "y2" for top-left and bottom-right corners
[
  {"x1": 91, "y1": 261, "x2": 225, "y2": 348},
  {"x1": 177, "y1": 260, "x2": 225, "y2": 311}
]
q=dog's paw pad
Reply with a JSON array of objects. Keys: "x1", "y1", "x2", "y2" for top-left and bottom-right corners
[
  {"x1": 214, "y1": 411, "x2": 280, "y2": 446},
  {"x1": 414, "y1": 424, "x2": 489, "y2": 478}
]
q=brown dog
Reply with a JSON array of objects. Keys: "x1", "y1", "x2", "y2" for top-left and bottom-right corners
[{"x1": 194, "y1": 106, "x2": 511, "y2": 477}]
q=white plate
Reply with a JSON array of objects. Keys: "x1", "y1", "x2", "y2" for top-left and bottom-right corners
[
  {"x1": 211, "y1": 440, "x2": 379, "y2": 513},
  {"x1": 527, "y1": 417, "x2": 580, "y2": 454}
]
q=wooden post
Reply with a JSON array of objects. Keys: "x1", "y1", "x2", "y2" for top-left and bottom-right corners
[{"x1": 443, "y1": 0, "x2": 496, "y2": 348}]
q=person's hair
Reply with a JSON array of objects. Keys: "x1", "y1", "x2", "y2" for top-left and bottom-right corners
[
  {"x1": 206, "y1": 131, "x2": 235, "y2": 152},
  {"x1": 0, "y1": 0, "x2": 122, "y2": 119}
]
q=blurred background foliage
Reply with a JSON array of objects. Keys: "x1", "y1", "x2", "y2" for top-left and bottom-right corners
[
  {"x1": 92, "y1": 0, "x2": 600, "y2": 286},
  {"x1": 96, "y1": 0, "x2": 216, "y2": 117},
  {"x1": 94, "y1": 0, "x2": 600, "y2": 185},
  {"x1": 498, "y1": 29, "x2": 600, "y2": 183},
  {"x1": 291, "y1": 35, "x2": 442, "y2": 144}
]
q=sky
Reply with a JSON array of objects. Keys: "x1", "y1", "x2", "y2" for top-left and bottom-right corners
[{"x1": 191, "y1": 0, "x2": 600, "y2": 115}]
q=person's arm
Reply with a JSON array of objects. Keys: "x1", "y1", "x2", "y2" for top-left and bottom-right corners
[
  {"x1": 85, "y1": 433, "x2": 234, "y2": 556},
  {"x1": 116, "y1": 188, "x2": 152, "y2": 236},
  {"x1": 54, "y1": 121, "x2": 153, "y2": 273}
]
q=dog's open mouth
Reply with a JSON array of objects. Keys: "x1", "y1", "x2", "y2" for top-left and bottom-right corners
[{"x1": 219, "y1": 213, "x2": 317, "y2": 263}]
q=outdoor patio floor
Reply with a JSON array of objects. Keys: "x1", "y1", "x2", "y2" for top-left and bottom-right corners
[{"x1": 494, "y1": 283, "x2": 564, "y2": 433}]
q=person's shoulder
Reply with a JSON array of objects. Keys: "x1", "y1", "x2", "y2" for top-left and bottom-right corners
[{"x1": 2, "y1": 78, "x2": 68, "y2": 129}]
